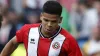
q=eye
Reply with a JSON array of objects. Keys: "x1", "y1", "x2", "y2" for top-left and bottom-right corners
[
  {"x1": 52, "y1": 21, "x2": 57, "y2": 23},
  {"x1": 44, "y1": 18, "x2": 49, "y2": 22}
]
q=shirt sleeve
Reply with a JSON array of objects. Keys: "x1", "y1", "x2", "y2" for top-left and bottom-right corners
[
  {"x1": 68, "y1": 37, "x2": 82, "y2": 56},
  {"x1": 16, "y1": 25, "x2": 26, "y2": 43}
]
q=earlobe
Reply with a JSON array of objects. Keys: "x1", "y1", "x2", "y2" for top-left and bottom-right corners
[{"x1": 59, "y1": 17, "x2": 62, "y2": 23}]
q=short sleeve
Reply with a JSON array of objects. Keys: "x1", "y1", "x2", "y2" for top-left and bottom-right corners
[
  {"x1": 16, "y1": 25, "x2": 26, "y2": 43},
  {"x1": 68, "y1": 38, "x2": 82, "y2": 56}
]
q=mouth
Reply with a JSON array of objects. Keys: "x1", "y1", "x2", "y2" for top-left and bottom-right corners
[{"x1": 45, "y1": 28, "x2": 53, "y2": 32}]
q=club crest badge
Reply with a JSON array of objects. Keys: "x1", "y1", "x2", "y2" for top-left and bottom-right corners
[{"x1": 52, "y1": 42, "x2": 60, "y2": 50}]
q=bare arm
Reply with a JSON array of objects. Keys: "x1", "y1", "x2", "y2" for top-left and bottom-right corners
[{"x1": 0, "y1": 36, "x2": 19, "y2": 56}]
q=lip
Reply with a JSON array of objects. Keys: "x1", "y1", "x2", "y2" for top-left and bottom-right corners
[{"x1": 45, "y1": 28, "x2": 52, "y2": 32}]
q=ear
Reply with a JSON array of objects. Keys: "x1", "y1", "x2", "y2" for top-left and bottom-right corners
[
  {"x1": 40, "y1": 13, "x2": 43, "y2": 21},
  {"x1": 59, "y1": 17, "x2": 62, "y2": 23}
]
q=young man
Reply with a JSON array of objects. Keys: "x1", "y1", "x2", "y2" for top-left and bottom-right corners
[{"x1": 0, "y1": 1, "x2": 82, "y2": 56}]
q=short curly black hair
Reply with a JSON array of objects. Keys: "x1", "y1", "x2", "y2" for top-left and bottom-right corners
[{"x1": 42, "y1": 1, "x2": 62, "y2": 16}]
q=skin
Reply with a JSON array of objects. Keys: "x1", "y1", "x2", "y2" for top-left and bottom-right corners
[
  {"x1": 40, "y1": 12, "x2": 62, "y2": 37},
  {"x1": 92, "y1": 25, "x2": 100, "y2": 41},
  {"x1": 0, "y1": 36, "x2": 19, "y2": 56},
  {"x1": 0, "y1": 12, "x2": 62, "y2": 56},
  {"x1": 91, "y1": 52, "x2": 100, "y2": 56}
]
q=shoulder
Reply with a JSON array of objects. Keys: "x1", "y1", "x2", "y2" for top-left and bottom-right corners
[
  {"x1": 17, "y1": 23, "x2": 40, "y2": 33},
  {"x1": 23, "y1": 23, "x2": 40, "y2": 28},
  {"x1": 60, "y1": 28, "x2": 75, "y2": 41},
  {"x1": 60, "y1": 28, "x2": 77, "y2": 45},
  {"x1": 21, "y1": 23, "x2": 40, "y2": 30}
]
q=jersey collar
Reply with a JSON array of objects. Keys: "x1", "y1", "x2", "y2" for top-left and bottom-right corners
[{"x1": 38, "y1": 24, "x2": 62, "y2": 39}]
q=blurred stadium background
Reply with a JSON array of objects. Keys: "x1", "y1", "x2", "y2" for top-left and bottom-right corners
[{"x1": 0, "y1": 0, "x2": 100, "y2": 56}]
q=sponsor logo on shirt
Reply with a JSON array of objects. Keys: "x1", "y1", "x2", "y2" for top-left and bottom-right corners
[
  {"x1": 30, "y1": 38, "x2": 35, "y2": 44},
  {"x1": 52, "y1": 42, "x2": 60, "y2": 50}
]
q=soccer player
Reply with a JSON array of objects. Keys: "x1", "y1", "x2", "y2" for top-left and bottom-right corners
[{"x1": 0, "y1": 1, "x2": 82, "y2": 56}]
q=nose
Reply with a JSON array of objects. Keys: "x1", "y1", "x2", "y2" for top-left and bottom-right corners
[{"x1": 47, "y1": 22, "x2": 52, "y2": 27}]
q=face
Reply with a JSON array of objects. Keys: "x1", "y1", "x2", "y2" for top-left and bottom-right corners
[
  {"x1": 78, "y1": 4, "x2": 86, "y2": 13},
  {"x1": 7, "y1": 11, "x2": 18, "y2": 23},
  {"x1": 93, "y1": 1, "x2": 100, "y2": 12},
  {"x1": 91, "y1": 51, "x2": 100, "y2": 56},
  {"x1": 27, "y1": 14, "x2": 39, "y2": 24},
  {"x1": 92, "y1": 25, "x2": 100, "y2": 40},
  {"x1": 40, "y1": 13, "x2": 62, "y2": 34}
]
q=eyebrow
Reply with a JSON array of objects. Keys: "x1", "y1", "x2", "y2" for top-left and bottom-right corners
[
  {"x1": 43, "y1": 18, "x2": 58, "y2": 22},
  {"x1": 43, "y1": 18, "x2": 49, "y2": 21}
]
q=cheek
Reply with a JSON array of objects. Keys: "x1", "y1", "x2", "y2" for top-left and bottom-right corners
[
  {"x1": 54, "y1": 22, "x2": 59, "y2": 26},
  {"x1": 42, "y1": 21, "x2": 47, "y2": 26},
  {"x1": 52, "y1": 24, "x2": 59, "y2": 28},
  {"x1": 41, "y1": 22, "x2": 47, "y2": 28}
]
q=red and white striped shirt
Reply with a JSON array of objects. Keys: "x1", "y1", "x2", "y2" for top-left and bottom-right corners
[{"x1": 16, "y1": 24, "x2": 82, "y2": 56}]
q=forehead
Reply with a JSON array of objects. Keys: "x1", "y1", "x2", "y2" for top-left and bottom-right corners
[{"x1": 41, "y1": 13, "x2": 59, "y2": 20}]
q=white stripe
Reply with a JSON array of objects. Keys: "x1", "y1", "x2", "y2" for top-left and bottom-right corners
[
  {"x1": 28, "y1": 27, "x2": 39, "y2": 56},
  {"x1": 48, "y1": 34, "x2": 66, "y2": 56}
]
